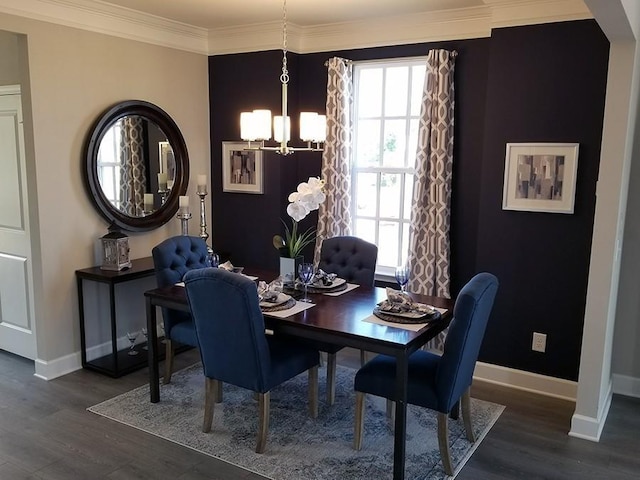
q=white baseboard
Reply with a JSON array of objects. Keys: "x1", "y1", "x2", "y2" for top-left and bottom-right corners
[
  {"x1": 569, "y1": 381, "x2": 613, "y2": 442},
  {"x1": 612, "y1": 373, "x2": 640, "y2": 398},
  {"x1": 34, "y1": 352, "x2": 82, "y2": 380},
  {"x1": 473, "y1": 361, "x2": 578, "y2": 401}
]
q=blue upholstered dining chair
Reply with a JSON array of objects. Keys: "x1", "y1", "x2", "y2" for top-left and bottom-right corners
[
  {"x1": 353, "y1": 272, "x2": 498, "y2": 476},
  {"x1": 317, "y1": 235, "x2": 378, "y2": 405},
  {"x1": 151, "y1": 235, "x2": 209, "y2": 384},
  {"x1": 183, "y1": 267, "x2": 320, "y2": 454}
]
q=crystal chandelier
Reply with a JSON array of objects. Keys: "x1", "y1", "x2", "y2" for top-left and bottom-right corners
[{"x1": 240, "y1": 0, "x2": 326, "y2": 155}]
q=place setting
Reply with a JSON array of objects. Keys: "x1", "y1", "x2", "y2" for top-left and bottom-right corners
[{"x1": 364, "y1": 264, "x2": 448, "y2": 332}]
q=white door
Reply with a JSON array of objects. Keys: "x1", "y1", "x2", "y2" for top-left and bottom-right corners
[{"x1": 0, "y1": 85, "x2": 36, "y2": 359}]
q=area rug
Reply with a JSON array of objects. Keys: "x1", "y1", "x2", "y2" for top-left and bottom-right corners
[{"x1": 88, "y1": 364, "x2": 504, "y2": 479}]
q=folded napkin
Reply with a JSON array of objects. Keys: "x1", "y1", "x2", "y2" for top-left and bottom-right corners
[
  {"x1": 219, "y1": 261, "x2": 243, "y2": 273},
  {"x1": 377, "y1": 288, "x2": 435, "y2": 314},
  {"x1": 313, "y1": 268, "x2": 338, "y2": 286},
  {"x1": 257, "y1": 279, "x2": 283, "y2": 303}
]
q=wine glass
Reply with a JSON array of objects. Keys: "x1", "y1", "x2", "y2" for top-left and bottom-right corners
[
  {"x1": 298, "y1": 263, "x2": 315, "y2": 303},
  {"x1": 206, "y1": 252, "x2": 220, "y2": 268},
  {"x1": 141, "y1": 326, "x2": 149, "y2": 350},
  {"x1": 126, "y1": 331, "x2": 139, "y2": 356},
  {"x1": 395, "y1": 264, "x2": 410, "y2": 292}
]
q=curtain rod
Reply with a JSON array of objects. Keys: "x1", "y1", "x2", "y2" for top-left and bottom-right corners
[{"x1": 324, "y1": 50, "x2": 458, "y2": 67}]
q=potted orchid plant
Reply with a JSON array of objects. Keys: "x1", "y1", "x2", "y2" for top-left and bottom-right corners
[{"x1": 273, "y1": 177, "x2": 326, "y2": 281}]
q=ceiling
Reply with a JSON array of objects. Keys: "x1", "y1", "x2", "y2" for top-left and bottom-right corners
[
  {"x1": 0, "y1": 0, "x2": 592, "y2": 54},
  {"x1": 91, "y1": 0, "x2": 485, "y2": 30}
]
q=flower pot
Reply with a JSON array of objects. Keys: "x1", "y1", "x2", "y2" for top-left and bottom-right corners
[{"x1": 279, "y1": 256, "x2": 303, "y2": 285}]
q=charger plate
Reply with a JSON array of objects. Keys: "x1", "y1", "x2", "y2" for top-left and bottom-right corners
[
  {"x1": 306, "y1": 278, "x2": 348, "y2": 294},
  {"x1": 372, "y1": 306, "x2": 441, "y2": 325},
  {"x1": 260, "y1": 294, "x2": 296, "y2": 312}
]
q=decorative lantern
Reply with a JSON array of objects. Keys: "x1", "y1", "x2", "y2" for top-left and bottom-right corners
[{"x1": 100, "y1": 223, "x2": 131, "y2": 271}]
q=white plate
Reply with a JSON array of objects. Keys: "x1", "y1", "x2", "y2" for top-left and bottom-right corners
[{"x1": 310, "y1": 277, "x2": 347, "y2": 289}]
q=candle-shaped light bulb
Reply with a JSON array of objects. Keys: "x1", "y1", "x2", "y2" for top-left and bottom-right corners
[
  {"x1": 143, "y1": 193, "x2": 154, "y2": 210},
  {"x1": 179, "y1": 195, "x2": 189, "y2": 215},
  {"x1": 158, "y1": 173, "x2": 168, "y2": 191},
  {"x1": 197, "y1": 174, "x2": 207, "y2": 194}
]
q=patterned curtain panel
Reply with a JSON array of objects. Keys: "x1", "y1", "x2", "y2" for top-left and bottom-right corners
[
  {"x1": 407, "y1": 50, "x2": 457, "y2": 349},
  {"x1": 313, "y1": 57, "x2": 353, "y2": 263},
  {"x1": 119, "y1": 117, "x2": 147, "y2": 216}
]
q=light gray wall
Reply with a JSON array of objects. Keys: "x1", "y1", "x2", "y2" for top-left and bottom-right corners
[
  {"x1": 0, "y1": 11, "x2": 210, "y2": 374},
  {"x1": 0, "y1": 29, "x2": 19, "y2": 85}
]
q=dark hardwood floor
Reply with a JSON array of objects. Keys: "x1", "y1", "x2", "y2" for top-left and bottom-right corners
[{"x1": 0, "y1": 348, "x2": 638, "y2": 479}]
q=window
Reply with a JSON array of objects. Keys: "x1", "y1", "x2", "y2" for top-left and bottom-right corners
[
  {"x1": 352, "y1": 58, "x2": 426, "y2": 276},
  {"x1": 96, "y1": 119, "x2": 123, "y2": 209}
]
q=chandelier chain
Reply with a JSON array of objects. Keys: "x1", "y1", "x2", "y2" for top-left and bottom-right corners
[{"x1": 281, "y1": 0, "x2": 289, "y2": 85}]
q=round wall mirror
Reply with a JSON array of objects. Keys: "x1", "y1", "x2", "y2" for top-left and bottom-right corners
[{"x1": 83, "y1": 100, "x2": 189, "y2": 231}]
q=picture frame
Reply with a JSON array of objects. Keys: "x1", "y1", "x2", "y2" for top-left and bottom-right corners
[
  {"x1": 502, "y1": 142, "x2": 579, "y2": 214},
  {"x1": 222, "y1": 141, "x2": 264, "y2": 194}
]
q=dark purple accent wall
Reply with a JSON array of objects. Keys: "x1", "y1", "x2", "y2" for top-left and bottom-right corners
[
  {"x1": 476, "y1": 21, "x2": 608, "y2": 379},
  {"x1": 208, "y1": 20, "x2": 609, "y2": 380}
]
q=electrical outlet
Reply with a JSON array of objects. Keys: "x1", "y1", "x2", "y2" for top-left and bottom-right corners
[{"x1": 532, "y1": 332, "x2": 547, "y2": 353}]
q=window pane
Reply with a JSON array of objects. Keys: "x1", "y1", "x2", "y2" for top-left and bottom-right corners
[
  {"x1": 356, "y1": 119, "x2": 381, "y2": 166},
  {"x1": 411, "y1": 65, "x2": 426, "y2": 116},
  {"x1": 100, "y1": 167, "x2": 116, "y2": 201},
  {"x1": 407, "y1": 119, "x2": 419, "y2": 167},
  {"x1": 403, "y1": 174, "x2": 414, "y2": 220},
  {"x1": 382, "y1": 119, "x2": 407, "y2": 167},
  {"x1": 356, "y1": 218, "x2": 376, "y2": 245},
  {"x1": 402, "y1": 222, "x2": 410, "y2": 264},
  {"x1": 358, "y1": 68, "x2": 382, "y2": 117},
  {"x1": 380, "y1": 173, "x2": 401, "y2": 219},
  {"x1": 356, "y1": 172, "x2": 378, "y2": 217},
  {"x1": 385, "y1": 67, "x2": 408, "y2": 116},
  {"x1": 378, "y1": 221, "x2": 399, "y2": 267}
]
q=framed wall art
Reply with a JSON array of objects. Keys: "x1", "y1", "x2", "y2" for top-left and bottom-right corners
[
  {"x1": 502, "y1": 142, "x2": 579, "y2": 214},
  {"x1": 221, "y1": 141, "x2": 264, "y2": 194}
]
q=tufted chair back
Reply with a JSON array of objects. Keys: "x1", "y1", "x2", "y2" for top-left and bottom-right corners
[
  {"x1": 318, "y1": 236, "x2": 378, "y2": 286},
  {"x1": 152, "y1": 235, "x2": 209, "y2": 347}
]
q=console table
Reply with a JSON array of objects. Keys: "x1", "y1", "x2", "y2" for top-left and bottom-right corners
[{"x1": 76, "y1": 256, "x2": 158, "y2": 377}]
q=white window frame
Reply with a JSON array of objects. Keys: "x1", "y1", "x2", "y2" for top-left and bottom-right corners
[{"x1": 351, "y1": 57, "x2": 427, "y2": 278}]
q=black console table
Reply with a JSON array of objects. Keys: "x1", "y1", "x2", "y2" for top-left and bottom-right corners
[{"x1": 76, "y1": 257, "x2": 158, "y2": 377}]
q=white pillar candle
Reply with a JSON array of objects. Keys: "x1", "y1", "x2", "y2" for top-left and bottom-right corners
[
  {"x1": 143, "y1": 193, "x2": 154, "y2": 209},
  {"x1": 179, "y1": 195, "x2": 189, "y2": 215},
  {"x1": 158, "y1": 172, "x2": 168, "y2": 191},
  {"x1": 197, "y1": 174, "x2": 207, "y2": 194}
]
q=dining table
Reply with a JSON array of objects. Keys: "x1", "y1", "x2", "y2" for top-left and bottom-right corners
[{"x1": 144, "y1": 269, "x2": 453, "y2": 480}]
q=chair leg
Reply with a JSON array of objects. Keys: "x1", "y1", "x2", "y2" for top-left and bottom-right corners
[
  {"x1": 215, "y1": 382, "x2": 223, "y2": 403},
  {"x1": 386, "y1": 399, "x2": 395, "y2": 420},
  {"x1": 163, "y1": 339, "x2": 174, "y2": 384},
  {"x1": 202, "y1": 377, "x2": 218, "y2": 433},
  {"x1": 461, "y1": 387, "x2": 475, "y2": 442},
  {"x1": 256, "y1": 392, "x2": 270, "y2": 453},
  {"x1": 437, "y1": 412, "x2": 454, "y2": 476},
  {"x1": 326, "y1": 353, "x2": 337, "y2": 405},
  {"x1": 449, "y1": 400, "x2": 460, "y2": 420},
  {"x1": 360, "y1": 349, "x2": 367, "y2": 366},
  {"x1": 353, "y1": 391, "x2": 365, "y2": 450},
  {"x1": 308, "y1": 365, "x2": 319, "y2": 419}
]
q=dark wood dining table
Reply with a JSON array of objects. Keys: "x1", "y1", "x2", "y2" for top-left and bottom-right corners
[{"x1": 144, "y1": 271, "x2": 453, "y2": 480}]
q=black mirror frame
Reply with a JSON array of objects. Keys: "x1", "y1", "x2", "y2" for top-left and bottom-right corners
[{"x1": 83, "y1": 100, "x2": 189, "y2": 232}]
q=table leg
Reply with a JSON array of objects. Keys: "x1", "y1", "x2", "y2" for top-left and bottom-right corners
[
  {"x1": 146, "y1": 296, "x2": 160, "y2": 403},
  {"x1": 393, "y1": 351, "x2": 409, "y2": 480}
]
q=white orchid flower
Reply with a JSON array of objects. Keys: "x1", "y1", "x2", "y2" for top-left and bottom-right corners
[{"x1": 287, "y1": 201, "x2": 309, "y2": 222}]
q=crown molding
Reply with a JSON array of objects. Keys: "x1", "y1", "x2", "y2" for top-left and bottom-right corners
[
  {"x1": 0, "y1": 0, "x2": 593, "y2": 56},
  {"x1": 486, "y1": 0, "x2": 592, "y2": 28},
  {"x1": 0, "y1": 0, "x2": 209, "y2": 54},
  {"x1": 208, "y1": 7, "x2": 494, "y2": 55}
]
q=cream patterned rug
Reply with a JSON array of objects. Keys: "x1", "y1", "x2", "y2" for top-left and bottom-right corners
[{"x1": 88, "y1": 364, "x2": 504, "y2": 479}]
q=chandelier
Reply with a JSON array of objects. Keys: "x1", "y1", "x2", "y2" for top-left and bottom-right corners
[{"x1": 240, "y1": 0, "x2": 326, "y2": 155}]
